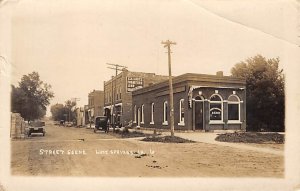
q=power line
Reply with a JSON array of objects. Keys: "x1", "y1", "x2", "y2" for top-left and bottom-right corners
[{"x1": 106, "y1": 63, "x2": 128, "y2": 76}]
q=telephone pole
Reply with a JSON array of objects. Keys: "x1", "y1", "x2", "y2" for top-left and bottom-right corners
[
  {"x1": 106, "y1": 63, "x2": 127, "y2": 132},
  {"x1": 161, "y1": 40, "x2": 176, "y2": 137}
]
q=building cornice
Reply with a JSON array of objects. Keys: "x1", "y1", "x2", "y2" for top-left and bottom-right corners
[{"x1": 132, "y1": 73, "x2": 246, "y2": 96}]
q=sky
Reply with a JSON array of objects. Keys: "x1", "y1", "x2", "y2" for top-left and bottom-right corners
[{"x1": 7, "y1": 0, "x2": 300, "y2": 116}]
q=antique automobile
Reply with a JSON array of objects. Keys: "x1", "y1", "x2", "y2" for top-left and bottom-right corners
[
  {"x1": 94, "y1": 116, "x2": 109, "y2": 133},
  {"x1": 28, "y1": 121, "x2": 45, "y2": 136}
]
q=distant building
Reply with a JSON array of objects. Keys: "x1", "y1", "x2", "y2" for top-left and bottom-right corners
[
  {"x1": 87, "y1": 90, "x2": 104, "y2": 124},
  {"x1": 132, "y1": 72, "x2": 246, "y2": 131},
  {"x1": 103, "y1": 69, "x2": 168, "y2": 127},
  {"x1": 83, "y1": 105, "x2": 89, "y2": 126},
  {"x1": 75, "y1": 107, "x2": 84, "y2": 127}
]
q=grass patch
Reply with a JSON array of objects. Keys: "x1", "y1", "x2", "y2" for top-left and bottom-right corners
[
  {"x1": 120, "y1": 131, "x2": 147, "y2": 138},
  {"x1": 141, "y1": 135, "x2": 195, "y2": 143},
  {"x1": 215, "y1": 132, "x2": 284, "y2": 144},
  {"x1": 109, "y1": 129, "x2": 148, "y2": 138}
]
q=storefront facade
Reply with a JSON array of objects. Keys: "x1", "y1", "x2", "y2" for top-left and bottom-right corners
[
  {"x1": 132, "y1": 72, "x2": 246, "y2": 131},
  {"x1": 103, "y1": 69, "x2": 168, "y2": 127}
]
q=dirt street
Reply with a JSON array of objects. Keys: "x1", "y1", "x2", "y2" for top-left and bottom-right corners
[{"x1": 11, "y1": 120, "x2": 284, "y2": 177}]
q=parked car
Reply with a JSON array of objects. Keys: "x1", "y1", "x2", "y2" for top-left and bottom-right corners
[
  {"x1": 94, "y1": 116, "x2": 109, "y2": 133},
  {"x1": 28, "y1": 121, "x2": 45, "y2": 136}
]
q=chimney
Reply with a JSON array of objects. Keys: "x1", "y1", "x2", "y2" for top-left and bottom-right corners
[{"x1": 216, "y1": 71, "x2": 223, "y2": 77}]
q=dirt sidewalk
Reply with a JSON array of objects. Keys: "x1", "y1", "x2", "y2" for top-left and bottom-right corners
[{"x1": 138, "y1": 130, "x2": 284, "y2": 155}]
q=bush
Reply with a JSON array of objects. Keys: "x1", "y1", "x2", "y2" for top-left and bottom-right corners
[{"x1": 215, "y1": 132, "x2": 284, "y2": 144}]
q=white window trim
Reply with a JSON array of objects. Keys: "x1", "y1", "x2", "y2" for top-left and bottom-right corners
[
  {"x1": 209, "y1": 94, "x2": 223, "y2": 122},
  {"x1": 141, "y1": 104, "x2": 144, "y2": 124},
  {"x1": 150, "y1": 103, "x2": 154, "y2": 124},
  {"x1": 163, "y1": 101, "x2": 168, "y2": 125},
  {"x1": 178, "y1": 99, "x2": 185, "y2": 126},
  {"x1": 209, "y1": 121, "x2": 225, "y2": 125},
  {"x1": 133, "y1": 105, "x2": 137, "y2": 123},
  {"x1": 228, "y1": 95, "x2": 241, "y2": 123},
  {"x1": 178, "y1": 121, "x2": 185, "y2": 126},
  {"x1": 227, "y1": 121, "x2": 242, "y2": 124}
]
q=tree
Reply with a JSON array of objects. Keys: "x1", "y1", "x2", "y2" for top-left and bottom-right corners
[
  {"x1": 64, "y1": 100, "x2": 77, "y2": 122},
  {"x1": 11, "y1": 72, "x2": 54, "y2": 121},
  {"x1": 231, "y1": 55, "x2": 285, "y2": 132},
  {"x1": 50, "y1": 103, "x2": 66, "y2": 121},
  {"x1": 50, "y1": 100, "x2": 76, "y2": 122}
]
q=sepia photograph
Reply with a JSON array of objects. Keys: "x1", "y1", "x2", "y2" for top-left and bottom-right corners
[{"x1": 0, "y1": 0, "x2": 300, "y2": 191}]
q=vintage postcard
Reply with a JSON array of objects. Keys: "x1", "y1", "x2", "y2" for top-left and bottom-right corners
[{"x1": 0, "y1": 0, "x2": 300, "y2": 191}]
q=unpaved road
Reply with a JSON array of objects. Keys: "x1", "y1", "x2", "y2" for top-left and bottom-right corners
[{"x1": 11, "y1": 120, "x2": 284, "y2": 177}]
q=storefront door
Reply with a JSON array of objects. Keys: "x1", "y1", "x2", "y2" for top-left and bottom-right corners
[{"x1": 194, "y1": 100, "x2": 204, "y2": 130}]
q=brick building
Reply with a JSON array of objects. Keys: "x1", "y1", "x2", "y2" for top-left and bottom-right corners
[
  {"x1": 132, "y1": 72, "x2": 246, "y2": 131},
  {"x1": 103, "y1": 69, "x2": 168, "y2": 127},
  {"x1": 86, "y1": 90, "x2": 104, "y2": 124}
]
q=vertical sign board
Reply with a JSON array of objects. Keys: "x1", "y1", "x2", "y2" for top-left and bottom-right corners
[{"x1": 127, "y1": 77, "x2": 144, "y2": 92}]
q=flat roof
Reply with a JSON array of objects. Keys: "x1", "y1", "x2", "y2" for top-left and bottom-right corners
[
  {"x1": 132, "y1": 73, "x2": 246, "y2": 95},
  {"x1": 103, "y1": 70, "x2": 168, "y2": 86}
]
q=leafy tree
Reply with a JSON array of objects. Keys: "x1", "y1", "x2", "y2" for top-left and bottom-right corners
[
  {"x1": 64, "y1": 100, "x2": 77, "y2": 122},
  {"x1": 11, "y1": 85, "x2": 26, "y2": 114},
  {"x1": 50, "y1": 100, "x2": 76, "y2": 122},
  {"x1": 231, "y1": 55, "x2": 285, "y2": 132},
  {"x1": 11, "y1": 72, "x2": 54, "y2": 121},
  {"x1": 50, "y1": 103, "x2": 66, "y2": 121}
]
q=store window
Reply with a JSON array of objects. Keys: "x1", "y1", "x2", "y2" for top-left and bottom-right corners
[
  {"x1": 209, "y1": 94, "x2": 223, "y2": 122},
  {"x1": 228, "y1": 95, "x2": 240, "y2": 121},
  {"x1": 178, "y1": 99, "x2": 185, "y2": 125},
  {"x1": 133, "y1": 105, "x2": 137, "y2": 123},
  {"x1": 141, "y1": 104, "x2": 144, "y2": 124},
  {"x1": 163, "y1": 101, "x2": 168, "y2": 125},
  {"x1": 150, "y1": 103, "x2": 154, "y2": 124},
  {"x1": 116, "y1": 89, "x2": 119, "y2": 100}
]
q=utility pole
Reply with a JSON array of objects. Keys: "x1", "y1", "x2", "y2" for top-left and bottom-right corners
[
  {"x1": 71, "y1": 97, "x2": 80, "y2": 106},
  {"x1": 161, "y1": 40, "x2": 176, "y2": 137},
  {"x1": 106, "y1": 63, "x2": 127, "y2": 132}
]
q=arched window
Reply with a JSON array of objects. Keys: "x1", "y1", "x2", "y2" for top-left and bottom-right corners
[
  {"x1": 209, "y1": 94, "x2": 223, "y2": 122},
  {"x1": 150, "y1": 103, "x2": 154, "y2": 124},
  {"x1": 163, "y1": 101, "x2": 168, "y2": 125},
  {"x1": 141, "y1": 104, "x2": 144, "y2": 124},
  {"x1": 228, "y1": 95, "x2": 240, "y2": 122},
  {"x1": 133, "y1": 105, "x2": 137, "y2": 123},
  {"x1": 178, "y1": 99, "x2": 185, "y2": 125},
  {"x1": 195, "y1": 96, "x2": 203, "y2": 101}
]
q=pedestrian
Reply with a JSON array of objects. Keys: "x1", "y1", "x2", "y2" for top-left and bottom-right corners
[{"x1": 106, "y1": 118, "x2": 110, "y2": 133}]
